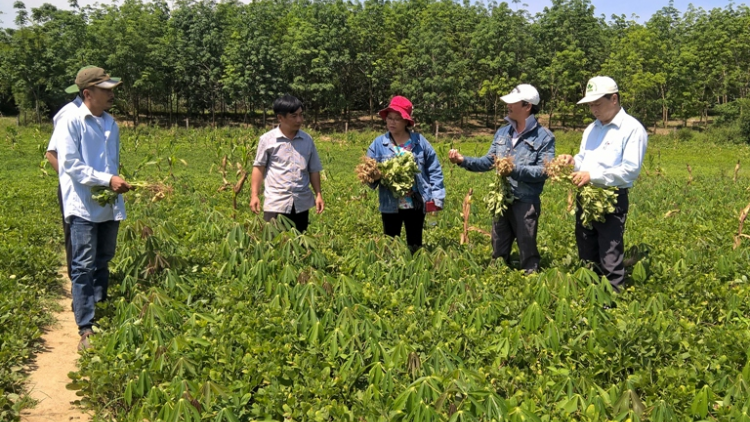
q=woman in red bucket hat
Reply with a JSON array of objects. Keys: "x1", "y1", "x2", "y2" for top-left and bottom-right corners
[{"x1": 363, "y1": 96, "x2": 446, "y2": 252}]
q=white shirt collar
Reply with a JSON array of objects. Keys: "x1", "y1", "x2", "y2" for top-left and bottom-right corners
[{"x1": 596, "y1": 107, "x2": 626, "y2": 128}]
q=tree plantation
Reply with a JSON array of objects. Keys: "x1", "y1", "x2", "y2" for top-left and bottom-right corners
[{"x1": 2, "y1": 0, "x2": 750, "y2": 130}]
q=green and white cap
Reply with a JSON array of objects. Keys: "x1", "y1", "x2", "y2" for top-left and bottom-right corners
[
  {"x1": 577, "y1": 76, "x2": 618, "y2": 104},
  {"x1": 64, "y1": 66, "x2": 122, "y2": 94}
]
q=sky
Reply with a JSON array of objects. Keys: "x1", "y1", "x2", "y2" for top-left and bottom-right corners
[{"x1": 0, "y1": 0, "x2": 741, "y2": 28}]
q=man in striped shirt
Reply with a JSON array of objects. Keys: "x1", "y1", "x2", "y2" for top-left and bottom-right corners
[{"x1": 250, "y1": 95, "x2": 324, "y2": 232}]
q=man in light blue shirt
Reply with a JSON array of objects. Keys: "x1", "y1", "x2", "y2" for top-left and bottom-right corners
[
  {"x1": 50, "y1": 66, "x2": 131, "y2": 350},
  {"x1": 46, "y1": 66, "x2": 121, "y2": 280},
  {"x1": 560, "y1": 76, "x2": 648, "y2": 291}
]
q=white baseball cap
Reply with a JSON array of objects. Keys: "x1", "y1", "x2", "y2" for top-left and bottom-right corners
[
  {"x1": 500, "y1": 84, "x2": 540, "y2": 105},
  {"x1": 578, "y1": 76, "x2": 618, "y2": 104}
]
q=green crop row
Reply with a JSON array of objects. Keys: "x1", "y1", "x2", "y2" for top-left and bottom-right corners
[
  {"x1": 0, "y1": 122, "x2": 66, "y2": 420},
  {"x1": 3, "y1": 118, "x2": 750, "y2": 421}
]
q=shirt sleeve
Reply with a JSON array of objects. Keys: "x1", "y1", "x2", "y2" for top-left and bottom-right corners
[
  {"x1": 253, "y1": 137, "x2": 269, "y2": 167},
  {"x1": 422, "y1": 138, "x2": 446, "y2": 208},
  {"x1": 57, "y1": 116, "x2": 115, "y2": 187},
  {"x1": 365, "y1": 140, "x2": 380, "y2": 190},
  {"x1": 511, "y1": 131, "x2": 555, "y2": 183},
  {"x1": 589, "y1": 124, "x2": 648, "y2": 187},
  {"x1": 460, "y1": 130, "x2": 500, "y2": 172},
  {"x1": 47, "y1": 136, "x2": 57, "y2": 152},
  {"x1": 308, "y1": 141, "x2": 323, "y2": 173}
]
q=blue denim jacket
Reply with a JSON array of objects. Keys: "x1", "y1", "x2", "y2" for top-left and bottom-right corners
[
  {"x1": 366, "y1": 132, "x2": 446, "y2": 214},
  {"x1": 460, "y1": 116, "x2": 555, "y2": 203}
]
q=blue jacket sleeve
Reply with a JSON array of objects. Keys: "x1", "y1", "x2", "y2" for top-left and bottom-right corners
[
  {"x1": 365, "y1": 141, "x2": 380, "y2": 190},
  {"x1": 510, "y1": 131, "x2": 555, "y2": 183},
  {"x1": 460, "y1": 135, "x2": 498, "y2": 172},
  {"x1": 421, "y1": 138, "x2": 446, "y2": 208}
]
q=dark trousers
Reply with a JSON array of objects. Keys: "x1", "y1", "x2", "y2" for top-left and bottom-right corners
[
  {"x1": 57, "y1": 184, "x2": 72, "y2": 278},
  {"x1": 575, "y1": 189, "x2": 629, "y2": 292},
  {"x1": 264, "y1": 204, "x2": 310, "y2": 232},
  {"x1": 382, "y1": 209, "x2": 426, "y2": 252},
  {"x1": 491, "y1": 201, "x2": 541, "y2": 273}
]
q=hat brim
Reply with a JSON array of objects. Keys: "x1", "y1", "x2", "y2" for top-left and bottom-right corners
[
  {"x1": 500, "y1": 93, "x2": 539, "y2": 105},
  {"x1": 577, "y1": 93, "x2": 608, "y2": 104},
  {"x1": 94, "y1": 79, "x2": 122, "y2": 90},
  {"x1": 65, "y1": 77, "x2": 121, "y2": 94},
  {"x1": 378, "y1": 106, "x2": 414, "y2": 126}
]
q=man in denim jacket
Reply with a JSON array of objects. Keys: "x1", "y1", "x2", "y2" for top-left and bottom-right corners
[{"x1": 449, "y1": 84, "x2": 555, "y2": 273}]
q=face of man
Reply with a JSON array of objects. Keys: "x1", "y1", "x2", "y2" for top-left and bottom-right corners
[
  {"x1": 506, "y1": 101, "x2": 532, "y2": 123},
  {"x1": 278, "y1": 107, "x2": 304, "y2": 132},
  {"x1": 84, "y1": 86, "x2": 115, "y2": 115},
  {"x1": 588, "y1": 94, "x2": 620, "y2": 124}
]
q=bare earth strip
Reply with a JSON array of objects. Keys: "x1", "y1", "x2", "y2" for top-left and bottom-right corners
[{"x1": 20, "y1": 269, "x2": 91, "y2": 422}]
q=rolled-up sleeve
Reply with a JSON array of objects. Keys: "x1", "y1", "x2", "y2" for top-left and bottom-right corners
[{"x1": 57, "y1": 118, "x2": 113, "y2": 187}]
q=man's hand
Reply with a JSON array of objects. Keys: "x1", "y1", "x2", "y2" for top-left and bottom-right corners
[
  {"x1": 558, "y1": 154, "x2": 575, "y2": 166},
  {"x1": 315, "y1": 193, "x2": 325, "y2": 214},
  {"x1": 250, "y1": 195, "x2": 261, "y2": 214},
  {"x1": 110, "y1": 175, "x2": 132, "y2": 193},
  {"x1": 448, "y1": 149, "x2": 464, "y2": 165},
  {"x1": 571, "y1": 171, "x2": 591, "y2": 187}
]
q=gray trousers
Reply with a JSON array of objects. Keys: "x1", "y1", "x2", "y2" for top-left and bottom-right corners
[
  {"x1": 575, "y1": 189, "x2": 629, "y2": 292},
  {"x1": 491, "y1": 201, "x2": 541, "y2": 273}
]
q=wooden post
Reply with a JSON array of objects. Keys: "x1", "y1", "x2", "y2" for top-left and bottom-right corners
[
  {"x1": 185, "y1": 118, "x2": 189, "y2": 130},
  {"x1": 434, "y1": 121, "x2": 439, "y2": 140},
  {"x1": 345, "y1": 122, "x2": 348, "y2": 134}
]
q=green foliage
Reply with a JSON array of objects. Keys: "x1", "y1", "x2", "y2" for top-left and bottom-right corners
[
  {"x1": 740, "y1": 115, "x2": 750, "y2": 145},
  {"x1": 0, "y1": 118, "x2": 63, "y2": 419},
  {"x1": 377, "y1": 151, "x2": 420, "y2": 197},
  {"x1": 3, "y1": 119, "x2": 750, "y2": 420}
]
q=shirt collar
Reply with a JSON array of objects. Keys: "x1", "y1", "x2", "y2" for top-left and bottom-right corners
[
  {"x1": 273, "y1": 126, "x2": 303, "y2": 141},
  {"x1": 504, "y1": 114, "x2": 538, "y2": 137},
  {"x1": 77, "y1": 102, "x2": 111, "y2": 120},
  {"x1": 596, "y1": 107, "x2": 626, "y2": 128},
  {"x1": 382, "y1": 131, "x2": 413, "y2": 145}
]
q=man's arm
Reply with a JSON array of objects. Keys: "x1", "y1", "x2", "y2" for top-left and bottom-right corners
[
  {"x1": 310, "y1": 172, "x2": 324, "y2": 214},
  {"x1": 510, "y1": 133, "x2": 556, "y2": 183},
  {"x1": 449, "y1": 130, "x2": 502, "y2": 172},
  {"x1": 250, "y1": 166, "x2": 265, "y2": 214},
  {"x1": 46, "y1": 151, "x2": 60, "y2": 174},
  {"x1": 56, "y1": 117, "x2": 121, "y2": 188},
  {"x1": 588, "y1": 126, "x2": 648, "y2": 187}
]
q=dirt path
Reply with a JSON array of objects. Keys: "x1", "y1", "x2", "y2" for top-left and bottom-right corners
[{"x1": 20, "y1": 270, "x2": 91, "y2": 422}]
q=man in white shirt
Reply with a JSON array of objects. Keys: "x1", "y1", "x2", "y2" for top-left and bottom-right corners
[
  {"x1": 46, "y1": 66, "x2": 120, "y2": 279},
  {"x1": 559, "y1": 76, "x2": 648, "y2": 292},
  {"x1": 50, "y1": 66, "x2": 131, "y2": 350}
]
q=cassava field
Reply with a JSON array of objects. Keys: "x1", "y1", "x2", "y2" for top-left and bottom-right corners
[{"x1": 2, "y1": 117, "x2": 750, "y2": 421}]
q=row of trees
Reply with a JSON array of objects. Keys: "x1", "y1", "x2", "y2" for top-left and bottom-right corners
[{"x1": 1, "y1": 0, "x2": 749, "y2": 129}]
